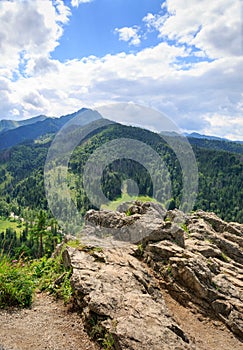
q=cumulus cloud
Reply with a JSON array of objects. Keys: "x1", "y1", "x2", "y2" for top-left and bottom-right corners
[
  {"x1": 27, "y1": 57, "x2": 60, "y2": 76},
  {"x1": 23, "y1": 91, "x2": 46, "y2": 108},
  {"x1": 0, "y1": 0, "x2": 70, "y2": 77},
  {"x1": 115, "y1": 26, "x2": 141, "y2": 46},
  {"x1": 71, "y1": 0, "x2": 93, "y2": 7},
  {"x1": 0, "y1": 0, "x2": 242, "y2": 140},
  {"x1": 203, "y1": 114, "x2": 243, "y2": 140},
  {"x1": 7, "y1": 41, "x2": 242, "y2": 137},
  {"x1": 144, "y1": 0, "x2": 242, "y2": 59}
]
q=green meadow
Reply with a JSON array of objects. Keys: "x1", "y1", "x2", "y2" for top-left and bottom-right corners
[
  {"x1": 101, "y1": 193, "x2": 158, "y2": 211},
  {"x1": 0, "y1": 218, "x2": 24, "y2": 235}
]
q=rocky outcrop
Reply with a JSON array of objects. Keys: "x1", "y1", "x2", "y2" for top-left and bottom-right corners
[
  {"x1": 62, "y1": 244, "x2": 193, "y2": 349},
  {"x1": 142, "y1": 207, "x2": 243, "y2": 339},
  {"x1": 60, "y1": 202, "x2": 243, "y2": 348}
]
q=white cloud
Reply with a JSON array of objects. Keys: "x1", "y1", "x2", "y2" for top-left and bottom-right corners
[
  {"x1": 144, "y1": 0, "x2": 242, "y2": 59},
  {"x1": 143, "y1": 13, "x2": 167, "y2": 32},
  {"x1": 23, "y1": 91, "x2": 46, "y2": 108},
  {"x1": 115, "y1": 26, "x2": 141, "y2": 46},
  {"x1": 0, "y1": 0, "x2": 242, "y2": 140},
  {"x1": 203, "y1": 114, "x2": 243, "y2": 140},
  {"x1": 0, "y1": 0, "x2": 70, "y2": 78},
  {"x1": 7, "y1": 43, "x2": 243, "y2": 139},
  {"x1": 71, "y1": 0, "x2": 93, "y2": 7}
]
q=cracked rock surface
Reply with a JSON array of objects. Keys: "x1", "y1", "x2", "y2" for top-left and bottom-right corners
[{"x1": 61, "y1": 201, "x2": 243, "y2": 349}]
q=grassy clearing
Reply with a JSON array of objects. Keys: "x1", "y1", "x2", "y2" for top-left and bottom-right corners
[
  {"x1": 101, "y1": 193, "x2": 159, "y2": 211},
  {"x1": 0, "y1": 218, "x2": 24, "y2": 235}
]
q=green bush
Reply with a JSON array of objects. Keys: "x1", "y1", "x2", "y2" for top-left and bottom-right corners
[
  {"x1": 0, "y1": 257, "x2": 35, "y2": 308},
  {"x1": 31, "y1": 254, "x2": 73, "y2": 304},
  {"x1": 0, "y1": 251, "x2": 73, "y2": 309}
]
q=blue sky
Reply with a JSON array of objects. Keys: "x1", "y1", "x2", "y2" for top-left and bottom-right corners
[
  {"x1": 53, "y1": 0, "x2": 164, "y2": 59},
  {"x1": 0, "y1": 0, "x2": 242, "y2": 140}
]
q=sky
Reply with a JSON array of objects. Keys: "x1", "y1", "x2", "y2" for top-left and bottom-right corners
[{"x1": 0, "y1": 0, "x2": 242, "y2": 140}]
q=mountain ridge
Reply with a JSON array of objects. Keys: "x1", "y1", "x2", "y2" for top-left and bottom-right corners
[
  {"x1": 0, "y1": 115, "x2": 48, "y2": 134},
  {"x1": 0, "y1": 108, "x2": 99, "y2": 150},
  {"x1": 184, "y1": 132, "x2": 229, "y2": 141},
  {"x1": 1, "y1": 108, "x2": 242, "y2": 151}
]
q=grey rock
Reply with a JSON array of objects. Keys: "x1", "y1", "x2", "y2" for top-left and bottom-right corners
[
  {"x1": 63, "y1": 245, "x2": 193, "y2": 350},
  {"x1": 57, "y1": 203, "x2": 243, "y2": 346}
]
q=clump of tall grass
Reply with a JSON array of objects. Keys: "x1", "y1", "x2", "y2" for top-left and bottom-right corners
[
  {"x1": 0, "y1": 254, "x2": 34, "y2": 308},
  {"x1": 0, "y1": 244, "x2": 73, "y2": 309}
]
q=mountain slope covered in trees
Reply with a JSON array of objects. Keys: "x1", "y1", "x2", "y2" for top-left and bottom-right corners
[{"x1": 0, "y1": 122, "x2": 242, "y2": 224}]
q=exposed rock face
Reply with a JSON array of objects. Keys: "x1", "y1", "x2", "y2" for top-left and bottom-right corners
[
  {"x1": 61, "y1": 202, "x2": 243, "y2": 348},
  {"x1": 63, "y1": 244, "x2": 193, "y2": 349},
  {"x1": 83, "y1": 202, "x2": 184, "y2": 247},
  {"x1": 142, "y1": 208, "x2": 243, "y2": 339}
]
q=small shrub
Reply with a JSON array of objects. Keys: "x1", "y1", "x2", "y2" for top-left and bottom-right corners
[
  {"x1": 0, "y1": 257, "x2": 35, "y2": 308},
  {"x1": 102, "y1": 332, "x2": 115, "y2": 350},
  {"x1": 136, "y1": 243, "x2": 144, "y2": 257},
  {"x1": 180, "y1": 223, "x2": 190, "y2": 235},
  {"x1": 88, "y1": 314, "x2": 115, "y2": 350},
  {"x1": 165, "y1": 217, "x2": 171, "y2": 222},
  {"x1": 125, "y1": 208, "x2": 132, "y2": 216},
  {"x1": 165, "y1": 264, "x2": 173, "y2": 278},
  {"x1": 31, "y1": 255, "x2": 73, "y2": 303},
  {"x1": 66, "y1": 239, "x2": 85, "y2": 249}
]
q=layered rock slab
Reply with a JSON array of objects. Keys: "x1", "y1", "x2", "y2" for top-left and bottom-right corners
[
  {"x1": 62, "y1": 245, "x2": 193, "y2": 349},
  {"x1": 142, "y1": 208, "x2": 243, "y2": 339}
]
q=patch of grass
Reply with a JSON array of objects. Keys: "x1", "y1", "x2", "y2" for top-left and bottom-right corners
[
  {"x1": 179, "y1": 223, "x2": 190, "y2": 235},
  {"x1": 0, "y1": 242, "x2": 74, "y2": 308},
  {"x1": 166, "y1": 264, "x2": 173, "y2": 276},
  {"x1": 66, "y1": 240, "x2": 103, "y2": 256},
  {"x1": 220, "y1": 252, "x2": 230, "y2": 263},
  {"x1": 160, "y1": 264, "x2": 173, "y2": 279},
  {"x1": 0, "y1": 218, "x2": 23, "y2": 235},
  {"x1": 165, "y1": 217, "x2": 171, "y2": 222},
  {"x1": 102, "y1": 332, "x2": 115, "y2": 350},
  {"x1": 101, "y1": 193, "x2": 159, "y2": 211},
  {"x1": 125, "y1": 208, "x2": 132, "y2": 216},
  {"x1": 0, "y1": 256, "x2": 35, "y2": 308},
  {"x1": 88, "y1": 314, "x2": 115, "y2": 350},
  {"x1": 136, "y1": 243, "x2": 144, "y2": 257},
  {"x1": 66, "y1": 239, "x2": 85, "y2": 250}
]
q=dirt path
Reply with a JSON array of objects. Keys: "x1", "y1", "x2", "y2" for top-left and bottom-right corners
[
  {"x1": 0, "y1": 293, "x2": 99, "y2": 350},
  {"x1": 162, "y1": 290, "x2": 243, "y2": 350},
  {"x1": 0, "y1": 291, "x2": 242, "y2": 350}
]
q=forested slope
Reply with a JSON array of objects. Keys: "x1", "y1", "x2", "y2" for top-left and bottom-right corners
[{"x1": 0, "y1": 124, "x2": 242, "y2": 223}]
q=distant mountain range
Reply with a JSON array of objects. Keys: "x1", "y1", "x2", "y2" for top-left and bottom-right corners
[
  {"x1": 0, "y1": 108, "x2": 101, "y2": 150},
  {"x1": 186, "y1": 135, "x2": 243, "y2": 155},
  {"x1": 183, "y1": 132, "x2": 228, "y2": 141},
  {"x1": 0, "y1": 115, "x2": 47, "y2": 134},
  {"x1": 184, "y1": 132, "x2": 243, "y2": 144},
  {"x1": 0, "y1": 109, "x2": 242, "y2": 152},
  {"x1": 160, "y1": 131, "x2": 243, "y2": 155}
]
